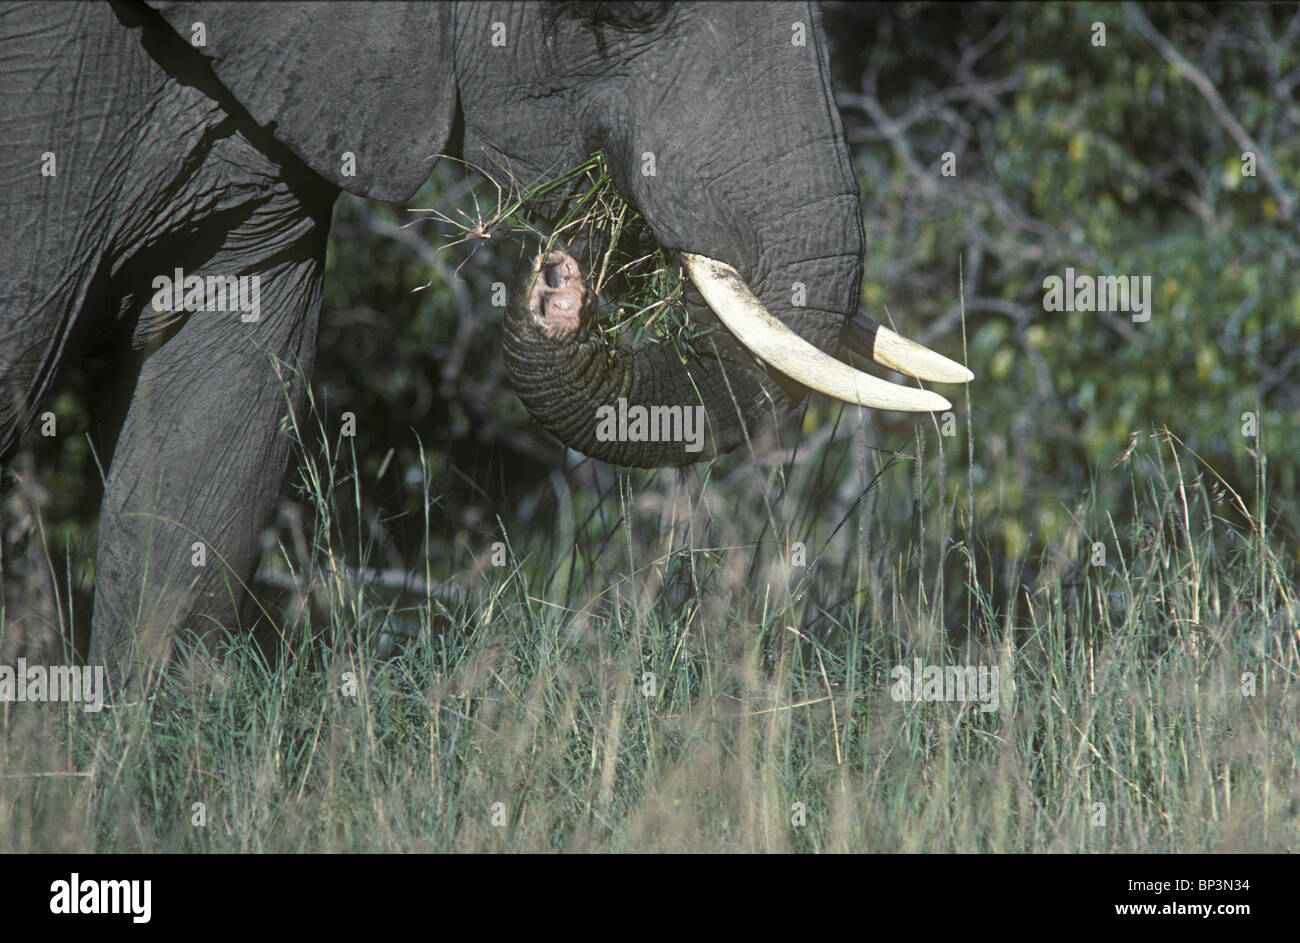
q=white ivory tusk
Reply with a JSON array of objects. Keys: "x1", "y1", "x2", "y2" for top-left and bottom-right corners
[
  {"x1": 681, "y1": 253, "x2": 964, "y2": 412},
  {"x1": 868, "y1": 322, "x2": 974, "y2": 383}
]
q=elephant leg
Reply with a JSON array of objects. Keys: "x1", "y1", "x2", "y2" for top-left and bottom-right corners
[{"x1": 89, "y1": 196, "x2": 329, "y2": 686}]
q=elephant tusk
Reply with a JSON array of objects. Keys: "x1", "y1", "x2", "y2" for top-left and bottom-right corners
[
  {"x1": 681, "y1": 253, "x2": 966, "y2": 413},
  {"x1": 844, "y1": 312, "x2": 974, "y2": 383}
]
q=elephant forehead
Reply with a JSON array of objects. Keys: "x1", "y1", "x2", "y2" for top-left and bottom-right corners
[{"x1": 145, "y1": 1, "x2": 457, "y2": 202}]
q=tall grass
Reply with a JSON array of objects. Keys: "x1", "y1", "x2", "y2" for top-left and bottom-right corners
[{"x1": 2, "y1": 371, "x2": 1295, "y2": 852}]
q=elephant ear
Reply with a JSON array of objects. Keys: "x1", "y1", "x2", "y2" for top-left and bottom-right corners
[{"x1": 145, "y1": 1, "x2": 455, "y2": 203}]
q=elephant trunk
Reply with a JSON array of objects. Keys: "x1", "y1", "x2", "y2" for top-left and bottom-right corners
[{"x1": 502, "y1": 248, "x2": 766, "y2": 466}]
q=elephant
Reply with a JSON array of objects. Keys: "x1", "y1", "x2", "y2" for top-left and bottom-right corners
[{"x1": 0, "y1": 0, "x2": 971, "y2": 684}]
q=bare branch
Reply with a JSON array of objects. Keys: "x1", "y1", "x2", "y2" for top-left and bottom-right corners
[
  {"x1": 1126, "y1": 2, "x2": 1296, "y2": 221},
  {"x1": 841, "y1": 91, "x2": 939, "y2": 199}
]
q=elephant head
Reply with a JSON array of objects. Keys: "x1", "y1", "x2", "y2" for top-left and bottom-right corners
[
  {"x1": 147, "y1": 0, "x2": 971, "y2": 470},
  {"x1": 476, "y1": 2, "x2": 973, "y2": 466}
]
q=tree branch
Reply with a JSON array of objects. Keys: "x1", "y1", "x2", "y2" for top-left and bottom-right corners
[{"x1": 1126, "y1": 2, "x2": 1296, "y2": 221}]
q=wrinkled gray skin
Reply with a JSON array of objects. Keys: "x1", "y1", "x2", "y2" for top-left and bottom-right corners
[{"x1": 0, "y1": 1, "x2": 864, "y2": 684}]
